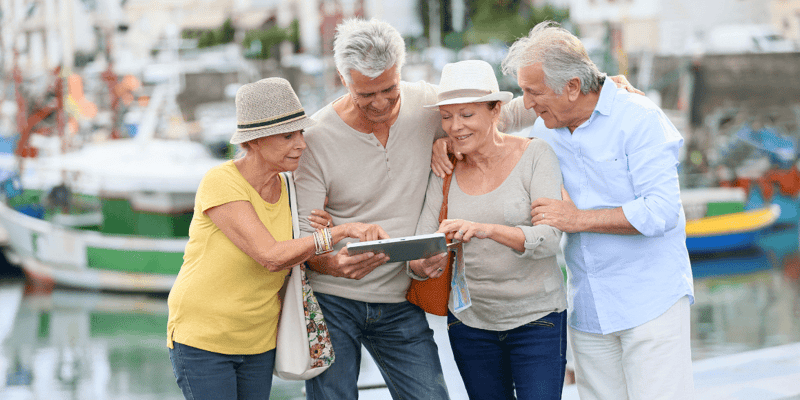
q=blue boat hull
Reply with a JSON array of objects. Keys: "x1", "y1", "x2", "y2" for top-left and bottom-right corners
[
  {"x1": 687, "y1": 231, "x2": 759, "y2": 254},
  {"x1": 690, "y1": 247, "x2": 771, "y2": 279}
]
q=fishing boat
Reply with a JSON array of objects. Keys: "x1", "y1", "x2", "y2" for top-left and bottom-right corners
[
  {"x1": 715, "y1": 123, "x2": 800, "y2": 227},
  {"x1": 0, "y1": 138, "x2": 220, "y2": 292},
  {"x1": 723, "y1": 166, "x2": 800, "y2": 227},
  {"x1": 685, "y1": 204, "x2": 781, "y2": 254},
  {"x1": 682, "y1": 187, "x2": 781, "y2": 254},
  {"x1": 0, "y1": 49, "x2": 224, "y2": 292}
]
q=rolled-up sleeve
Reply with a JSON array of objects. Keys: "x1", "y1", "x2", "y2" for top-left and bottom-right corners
[
  {"x1": 517, "y1": 225, "x2": 562, "y2": 259},
  {"x1": 621, "y1": 114, "x2": 684, "y2": 237}
]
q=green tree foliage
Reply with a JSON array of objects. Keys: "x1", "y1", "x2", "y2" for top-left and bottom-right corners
[
  {"x1": 243, "y1": 26, "x2": 288, "y2": 59},
  {"x1": 220, "y1": 19, "x2": 235, "y2": 44},
  {"x1": 529, "y1": 4, "x2": 570, "y2": 28},
  {"x1": 197, "y1": 30, "x2": 217, "y2": 48},
  {"x1": 289, "y1": 19, "x2": 301, "y2": 53},
  {"x1": 465, "y1": 0, "x2": 569, "y2": 44},
  {"x1": 417, "y1": 0, "x2": 570, "y2": 47},
  {"x1": 186, "y1": 18, "x2": 236, "y2": 48},
  {"x1": 417, "y1": 0, "x2": 456, "y2": 46}
]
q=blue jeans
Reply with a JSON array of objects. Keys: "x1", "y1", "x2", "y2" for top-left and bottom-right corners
[
  {"x1": 447, "y1": 310, "x2": 567, "y2": 400},
  {"x1": 305, "y1": 292, "x2": 449, "y2": 400},
  {"x1": 169, "y1": 342, "x2": 275, "y2": 400}
]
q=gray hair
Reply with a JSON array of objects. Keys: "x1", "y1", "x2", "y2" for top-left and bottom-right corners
[
  {"x1": 334, "y1": 18, "x2": 406, "y2": 84},
  {"x1": 501, "y1": 21, "x2": 605, "y2": 95}
]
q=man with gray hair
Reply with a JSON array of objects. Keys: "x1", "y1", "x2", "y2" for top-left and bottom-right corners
[
  {"x1": 503, "y1": 21, "x2": 695, "y2": 399},
  {"x1": 293, "y1": 18, "x2": 540, "y2": 399}
]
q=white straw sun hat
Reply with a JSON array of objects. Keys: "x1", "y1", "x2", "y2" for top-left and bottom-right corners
[
  {"x1": 230, "y1": 77, "x2": 316, "y2": 145},
  {"x1": 425, "y1": 60, "x2": 513, "y2": 109}
]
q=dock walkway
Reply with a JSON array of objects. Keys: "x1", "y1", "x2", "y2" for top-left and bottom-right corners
[
  {"x1": 357, "y1": 315, "x2": 800, "y2": 399},
  {"x1": 565, "y1": 342, "x2": 800, "y2": 400}
]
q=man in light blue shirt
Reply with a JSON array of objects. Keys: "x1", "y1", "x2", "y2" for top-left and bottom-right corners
[{"x1": 502, "y1": 22, "x2": 695, "y2": 399}]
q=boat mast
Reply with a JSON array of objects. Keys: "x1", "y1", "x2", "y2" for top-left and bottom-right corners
[
  {"x1": 13, "y1": 51, "x2": 65, "y2": 161},
  {"x1": 100, "y1": 33, "x2": 121, "y2": 140}
]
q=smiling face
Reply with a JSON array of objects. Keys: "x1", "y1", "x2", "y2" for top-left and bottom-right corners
[
  {"x1": 439, "y1": 102, "x2": 500, "y2": 156},
  {"x1": 517, "y1": 63, "x2": 575, "y2": 130},
  {"x1": 342, "y1": 64, "x2": 401, "y2": 125},
  {"x1": 250, "y1": 130, "x2": 307, "y2": 172}
]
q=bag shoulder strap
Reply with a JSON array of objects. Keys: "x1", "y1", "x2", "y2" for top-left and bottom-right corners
[
  {"x1": 438, "y1": 154, "x2": 457, "y2": 224},
  {"x1": 281, "y1": 172, "x2": 301, "y2": 240}
]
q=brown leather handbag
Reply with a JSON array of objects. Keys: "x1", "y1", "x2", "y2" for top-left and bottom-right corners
[{"x1": 406, "y1": 155, "x2": 456, "y2": 316}]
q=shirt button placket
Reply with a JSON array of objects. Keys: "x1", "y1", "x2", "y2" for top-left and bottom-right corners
[{"x1": 385, "y1": 150, "x2": 391, "y2": 177}]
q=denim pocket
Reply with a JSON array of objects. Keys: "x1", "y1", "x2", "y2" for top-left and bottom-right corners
[
  {"x1": 447, "y1": 312, "x2": 463, "y2": 330},
  {"x1": 525, "y1": 319, "x2": 555, "y2": 328},
  {"x1": 447, "y1": 320, "x2": 463, "y2": 330}
]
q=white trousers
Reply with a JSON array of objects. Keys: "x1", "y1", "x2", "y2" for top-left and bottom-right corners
[{"x1": 570, "y1": 296, "x2": 694, "y2": 400}]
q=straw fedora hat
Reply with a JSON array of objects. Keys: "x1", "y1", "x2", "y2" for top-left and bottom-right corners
[
  {"x1": 425, "y1": 60, "x2": 513, "y2": 109},
  {"x1": 230, "y1": 77, "x2": 315, "y2": 145}
]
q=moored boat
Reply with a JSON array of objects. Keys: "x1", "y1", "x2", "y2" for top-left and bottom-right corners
[
  {"x1": 0, "y1": 138, "x2": 220, "y2": 292},
  {"x1": 682, "y1": 187, "x2": 781, "y2": 254},
  {"x1": 685, "y1": 204, "x2": 781, "y2": 254}
]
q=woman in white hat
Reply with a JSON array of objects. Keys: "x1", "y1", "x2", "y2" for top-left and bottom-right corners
[
  {"x1": 410, "y1": 60, "x2": 567, "y2": 399},
  {"x1": 167, "y1": 77, "x2": 388, "y2": 400}
]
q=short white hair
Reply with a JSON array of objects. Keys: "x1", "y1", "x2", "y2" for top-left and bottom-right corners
[
  {"x1": 333, "y1": 18, "x2": 406, "y2": 84},
  {"x1": 502, "y1": 21, "x2": 605, "y2": 94}
]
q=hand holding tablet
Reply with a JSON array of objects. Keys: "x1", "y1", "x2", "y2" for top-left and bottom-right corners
[{"x1": 345, "y1": 233, "x2": 448, "y2": 262}]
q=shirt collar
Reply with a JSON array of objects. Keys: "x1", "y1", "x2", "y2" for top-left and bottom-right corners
[{"x1": 593, "y1": 77, "x2": 617, "y2": 117}]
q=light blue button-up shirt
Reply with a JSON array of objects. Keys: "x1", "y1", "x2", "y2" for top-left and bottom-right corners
[{"x1": 528, "y1": 78, "x2": 694, "y2": 334}]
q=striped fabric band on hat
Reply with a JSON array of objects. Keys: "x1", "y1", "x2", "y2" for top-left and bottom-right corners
[{"x1": 237, "y1": 109, "x2": 306, "y2": 131}]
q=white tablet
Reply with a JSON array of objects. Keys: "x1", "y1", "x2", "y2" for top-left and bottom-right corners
[{"x1": 345, "y1": 233, "x2": 447, "y2": 262}]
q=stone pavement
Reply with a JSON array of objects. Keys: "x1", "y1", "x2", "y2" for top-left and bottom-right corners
[
  {"x1": 561, "y1": 342, "x2": 800, "y2": 400},
  {"x1": 358, "y1": 316, "x2": 800, "y2": 400}
]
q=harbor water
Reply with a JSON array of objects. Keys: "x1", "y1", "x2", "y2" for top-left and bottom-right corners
[{"x1": 0, "y1": 225, "x2": 798, "y2": 400}]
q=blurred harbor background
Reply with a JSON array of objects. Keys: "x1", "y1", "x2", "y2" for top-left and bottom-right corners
[
  {"x1": 1, "y1": 226, "x2": 800, "y2": 399},
  {"x1": 1, "y1": 0, "x2": 800, "y2": 398}
]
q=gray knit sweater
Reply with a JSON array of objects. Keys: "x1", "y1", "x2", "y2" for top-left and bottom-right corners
[{"x1": 415, "y1": 139, "x2": 567, "y2": 330}]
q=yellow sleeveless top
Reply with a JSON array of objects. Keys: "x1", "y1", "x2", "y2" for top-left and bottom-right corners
[{"x1": 167, "y1": 160, "x2": 291, "y2": 354}]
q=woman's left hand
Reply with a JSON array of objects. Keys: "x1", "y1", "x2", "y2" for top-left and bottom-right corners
[
  {"x1": 308, "y1": 209, "x2": 333, "y2": 229},
  {"x1": 308, "y1": 196, "x2": 333, "y2": 229},
  {"x1": 409, "y1": 252, "x2": 449, "y2": 279},
  {"x1": 609, "y1": 75, "x2": 644, "y2": 95},
  {"x1": 438, "y1": 219, "x2": 490, "y2": 243}
]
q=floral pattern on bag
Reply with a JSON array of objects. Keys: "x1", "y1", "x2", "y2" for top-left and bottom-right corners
[{"x1": 300, "y1": 265, "x2": 335, "y2": 368}]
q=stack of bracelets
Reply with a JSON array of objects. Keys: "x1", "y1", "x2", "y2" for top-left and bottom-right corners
[{"x1": 313, "y1": 228, "x2": 333, "y2": 255}]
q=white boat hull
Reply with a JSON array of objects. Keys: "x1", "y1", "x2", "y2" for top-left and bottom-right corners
[{"x1": 0, "y1": 201, "x2": 185, "y2": 292}]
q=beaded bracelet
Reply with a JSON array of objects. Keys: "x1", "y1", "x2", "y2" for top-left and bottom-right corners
[{"x1": 313, "y1": 227, "x2": 333, "y2": 255}]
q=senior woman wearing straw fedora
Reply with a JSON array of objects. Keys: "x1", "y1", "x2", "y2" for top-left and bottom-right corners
[
  {"x1": 166, "y1": 77, "x2": 388, "y2": 400},
  {"x1": 410, "y1": 60, "x2": 568, "y2": 400}
]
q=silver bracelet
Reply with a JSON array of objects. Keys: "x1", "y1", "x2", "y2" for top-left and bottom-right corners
[{"x1": 313, "y1": 228, "x2": 333, "y2": 255}]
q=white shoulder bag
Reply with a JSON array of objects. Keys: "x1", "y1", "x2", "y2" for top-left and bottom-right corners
[{"x1": 273, "y1": 172, "x2": 335, "y2": 380}]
